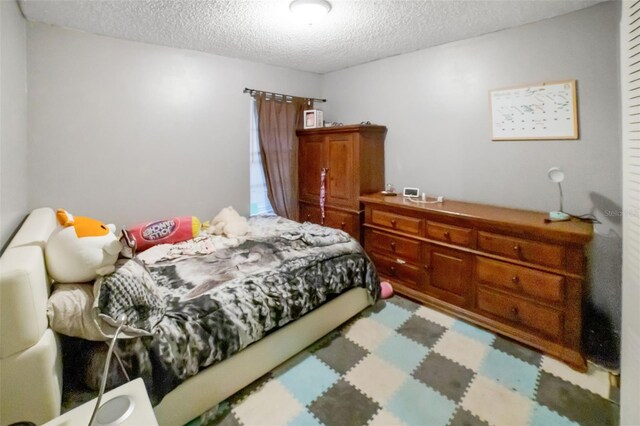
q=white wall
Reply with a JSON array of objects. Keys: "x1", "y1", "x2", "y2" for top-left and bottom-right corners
[
  {"x1": 0, "y1": 0, "x2": 28, "y2": 249},
  {"x1": 27, "y1": 23, "x2": 322, "y2": 228},
  {"x1": 322, "y1": 2, "x2": 620, "y2": 221}
]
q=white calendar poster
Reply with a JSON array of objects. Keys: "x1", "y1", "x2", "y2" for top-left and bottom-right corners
[{"x1": 490, "y1": 80, "x2": 578, "y2": 140}]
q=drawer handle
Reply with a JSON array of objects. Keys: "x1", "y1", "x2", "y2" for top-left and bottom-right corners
[
  {"x1": 390, "y1": 241, "x2": 397, "y2": 252},
  {"x1": 306, "y1": 214, "x2": 311, "y2": 220},
  {"x1": 340, "y1": 222, "x2": 346, "y2": 229},
  {"x1": 391, "y1": 219, "x2": 397, "y2": 228},
  {"x1": 511, "y1": 275, "x2": 520, "y2": 284},
  {"x1": 513, "y1": 244, "x2": 521, "y2": 253},
  {"x1": 424, "y1": 264, "x2": 432, "y2": 272},
  {"x1": 389, "y1": 266, "x2": 397, "y2": 276},
  {"x1": 511, "y1": 306, "x2": 519, "y2": 318},
  {"x1": 444, "y1": 231, "x2": 451, "y2": 239}
]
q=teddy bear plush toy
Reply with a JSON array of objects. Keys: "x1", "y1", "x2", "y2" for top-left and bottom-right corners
[
  {"x1": 45, "y1": 209, "x2": 122, "y2": 283},
  {"x1": 206, "y1": 206, "x2": 249, "y2": 238}
]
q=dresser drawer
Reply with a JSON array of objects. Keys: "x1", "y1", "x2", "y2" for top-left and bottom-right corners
[
  {"x1": 370, "y1": 209, "x2": 422, "y2": 235},
  {"x1": 366, "y1": 229, "x2": 421, "y2": 262},
  {"x1": 370, "y1": 252, "x2": 422, "y2": 290},
  {"x1": 475, "y1": 257, "x2": 565, "y2": 304},
  {"x1": 427, "y1": 221, "x2": 472, "y2": 247},
  {"x1": 478, "y1": 231, "x2": 565, "y2": 268},
  {"x1": 477, "y1": 288, "x2": 563, "y2": 341}
]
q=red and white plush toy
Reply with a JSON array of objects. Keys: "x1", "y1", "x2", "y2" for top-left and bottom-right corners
[
  {"x1": 127, "y1": 216, "x2": 201, "y2": 252},
  {"x1": 45, "y1": 209, "x2": 122, "y2": 283}
]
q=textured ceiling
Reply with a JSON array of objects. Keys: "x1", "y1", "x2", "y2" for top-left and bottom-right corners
[{"x1": 19, "y1": 0, "x2": 606, "y2": 74}]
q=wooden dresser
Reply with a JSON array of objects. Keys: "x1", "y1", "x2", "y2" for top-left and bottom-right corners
[
  {"x1": 360, "y1": 193, "x2": 593, "y2": 371},
  {"x1": 297, "y1": 125, "x2": 386, "y2": 241}
]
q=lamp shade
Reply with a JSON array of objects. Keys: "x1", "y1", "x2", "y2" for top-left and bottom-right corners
[{"x1": 547, "y1": 167, "x2": 565, "y2": 183}]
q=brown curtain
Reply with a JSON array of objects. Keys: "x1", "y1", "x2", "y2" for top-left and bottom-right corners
[{"x1": 256, "y1": 94, "x2": 308, "y2": 221}]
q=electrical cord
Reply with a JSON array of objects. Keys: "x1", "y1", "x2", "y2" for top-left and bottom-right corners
[
  {"x1": 89, "y1": 315, "x2": 127, "y2": 426},
  {"x1": 571, "y1": 213, "x2": 601, "y2": 223},
  {"x1": 407, "y1": 198, "x2": 441, "y2": 204},
  {"x1": 544, "y1": 212, "x2": 601, "y2": 224},
  {"x1": 112, "y1": 347, "x2": 131, "y2": 382}
]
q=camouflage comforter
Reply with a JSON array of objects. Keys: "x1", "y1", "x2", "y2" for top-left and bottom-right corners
[{"x1": 96, "y1": 216, "x2": 379, "y2": 404}]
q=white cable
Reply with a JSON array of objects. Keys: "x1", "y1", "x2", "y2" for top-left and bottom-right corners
[
  {"x1": 112, "y1": 349, "x2": 131, "y2": 383},
  {"x1": 407, "y1": 198, "x2": 440, "y2": 204},
  {"x1": 89, "y1": 314, "x2": 127, "y2": 426}
]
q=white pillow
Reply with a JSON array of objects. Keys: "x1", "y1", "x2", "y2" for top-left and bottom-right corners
[{"x1": 46, "y1": 283, "x2": 116, "y2": 341}]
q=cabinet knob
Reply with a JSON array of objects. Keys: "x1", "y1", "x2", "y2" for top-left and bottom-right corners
[
  {"x1": 424, "y1": 264, "x2": 431, "y2": 272},
  {"x1": 511, "y1": 275, "x2": 520, "y2": 284},
  {"x1": 444, "y1": 231, "x2": 451, "y2": 239},
  {"x1": 340, "y1": 222, "x2": 346, "y2": 229},
  {"x1": 390, "y1": 242, "x2": 397, "y2": 251},
  {"x1": 513, "y1": 244, "x2": 521, "y2": 252},
  {"x1": 391, "y1": 219, "x2": 397, "y2": 228},
  {"x1": 306, "y1": 214, "x2": 311, "y2": 221},
  {"x1": 511, "y1": 306, "x2": 519, "y2": 318},
  {"x1": 389, "y1": 266, "x2": 397, "y2": 276}
]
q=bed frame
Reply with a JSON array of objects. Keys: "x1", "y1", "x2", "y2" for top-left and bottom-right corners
[{"x1": 0, "y1": 208, "x2": 373, "y2": 426}]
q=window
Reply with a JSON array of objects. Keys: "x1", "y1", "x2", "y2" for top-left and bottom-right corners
[{"x1": 249, "y1": 99, "x2": 274, "y2": 216}]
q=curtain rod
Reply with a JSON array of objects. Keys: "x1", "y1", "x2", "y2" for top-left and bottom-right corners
[{"x1": 243, "y1": 87, "x2": 326, "y2": 103}]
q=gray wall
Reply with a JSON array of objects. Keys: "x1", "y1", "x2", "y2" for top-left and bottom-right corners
[
  {"x1": 27, "y1": 23, "x2": 322, "y2": 228},
  {"x1": 322, "y1": 2, "x2": 620, "y2": 224},
  {"x1": 322, "y1": 2, "x2": 622, "y2": 334},
  {"x1": 1, "y1": 0, "x2": 29, "y2": 249}
]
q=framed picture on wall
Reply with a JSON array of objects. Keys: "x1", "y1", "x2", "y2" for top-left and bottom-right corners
[
  {"x1": 303, "y1": 110, "x2": 323, "y2": 129},
  {"x1": 490, "y1": 80, "x2": 579, "y2": 141}
]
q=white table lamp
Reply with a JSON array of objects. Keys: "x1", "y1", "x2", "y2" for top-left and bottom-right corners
[{"x1": 547, "y1": 167, "x2": 570, "y2": 221}]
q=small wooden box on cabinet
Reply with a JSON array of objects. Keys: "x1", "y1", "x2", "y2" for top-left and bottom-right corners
[
  {"x1": 360, "y1": 193, "x2": 593, "y2": 371},
  {"x1": 297, "y1": 124, "x2": 386, "y2": 241}
]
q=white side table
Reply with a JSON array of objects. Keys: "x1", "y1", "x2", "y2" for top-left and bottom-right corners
[{"x1": 44, "y1": 378, "x2": 158, "y2": 426}]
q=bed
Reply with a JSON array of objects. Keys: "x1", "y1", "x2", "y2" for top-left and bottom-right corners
[{"x1": 0, "y1": 208, "x2": 378, "y2": 426}]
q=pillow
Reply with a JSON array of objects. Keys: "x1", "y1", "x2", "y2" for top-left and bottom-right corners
[
  {"x1": 126, "y1": 216, "x2": 201, "y2": 252},
  {"x1": 93, "y1": 257, "x2": 166, "y2": 336},
  {"x1": 47, "y1": 257, "x2": 166, "y2": 340},
  {"x1": 47, "y1": 284, "x2": 112, "y2": 341}
]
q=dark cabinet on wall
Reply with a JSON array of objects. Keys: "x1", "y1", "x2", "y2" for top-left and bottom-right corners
[
  {"x1": 297, "y1": 125, "x2": 386, "y2": 240},
  {"x1": 360, "y1": 193, "x2": 593, "y2": 371}
]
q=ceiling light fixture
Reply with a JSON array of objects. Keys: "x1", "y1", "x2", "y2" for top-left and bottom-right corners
[{"x1": 290, "y1": 0, "x2": 332, "y2": 24}]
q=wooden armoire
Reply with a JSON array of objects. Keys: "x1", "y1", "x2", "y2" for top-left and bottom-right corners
[{"x1": 297, "y1": 124, "x2": 386, "y2": 240}]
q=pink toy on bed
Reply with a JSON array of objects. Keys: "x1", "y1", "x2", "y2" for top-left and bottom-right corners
[
  {"x1": 127, "y1": 216, "x2": 201, "y2": 252},
  {"x1": 380, "y1": 280, "x2": 394, "y2": 299}
]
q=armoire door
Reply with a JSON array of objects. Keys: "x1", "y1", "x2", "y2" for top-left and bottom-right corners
[
  {"x1": 325, "y1": 134, "x2": 355, "y2": 208},
  {"x1": 299, "y1": 136, "x2": 325, "y2": 203}
]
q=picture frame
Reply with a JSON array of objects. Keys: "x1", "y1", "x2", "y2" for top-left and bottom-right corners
[
  {"x1": 490, "y1": 80, "x2": 578, "y2": 141},
  {"x1": 303, "y1": 109, "x2": 324, "y2": 129}
]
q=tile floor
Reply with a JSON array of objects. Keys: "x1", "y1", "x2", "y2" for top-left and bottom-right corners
[{"x1": 189, "y1": 295, "x2": 620, "y2": 426}]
